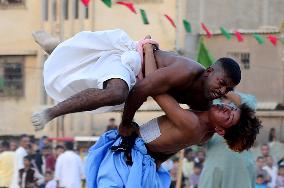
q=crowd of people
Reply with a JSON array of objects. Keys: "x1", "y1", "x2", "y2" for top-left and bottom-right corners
[
  {"x1": 1, "y1": 123, "x2": 283, "y2": 188},
  {"x1": 0, "y1": 135, "x2": 86, "y2": 188}
]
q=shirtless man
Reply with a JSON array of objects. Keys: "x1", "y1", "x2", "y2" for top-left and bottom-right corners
[
  {"x1": 32, "y1": 29, "x2": 241, "y2": 133},
  {"x1": 84, "y1": 43, "x2": 261, "y2": 188}
]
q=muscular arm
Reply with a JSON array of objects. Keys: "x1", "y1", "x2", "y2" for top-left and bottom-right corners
[{"x1": 121, "y1": 56, "x2": 190, "y2": 126}]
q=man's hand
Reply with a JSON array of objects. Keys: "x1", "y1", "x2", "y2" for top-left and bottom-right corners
[{"x1": 118, "y1": 122, "x2": 139, "y2": 137}]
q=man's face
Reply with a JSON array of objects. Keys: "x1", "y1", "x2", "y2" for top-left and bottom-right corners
[
  {"x1": 209, "y1": 104, "x2": 240, "y2": 134},
  {"x1": 21, "y1": 137, "x2": 30, "y2": 149},
  {"x1": 261, "y1": 145, "x2": 270, "y2": 157},
  {"x1": 265, "y1": 156, "x2": 273, "y2": 167},
  {"x1": 256, "y1": 158, "x2": 265, "y2": 168},
  {"x1": 204, "y1": 68, "x2": 235, "y2": 100}
]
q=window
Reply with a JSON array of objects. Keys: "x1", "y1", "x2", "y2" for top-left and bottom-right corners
[
  {"x1": 63, "y1": 0, "x2": 68, "y2": 20},
  {"x1": 227, "y1": 52, "x2": 250, "y2": 69},
  {"x1": 42, "y1": 0, "x2": 49, "y2": 21},
  {"x1": 0, "y1": 56, "x2": 24, "y2": 97},
  {"x1": 73, "y1": 0, "x2": 79, "y2": 19},
  {"x1": 84, "y1": 6, "x2": 88, "y2": 19},
  {"x1": 52, "y1": 0, "x2": 57, "y2": 21},
  {"x1": 0, "y1": 0, "x2": 25, "y2": 6}
]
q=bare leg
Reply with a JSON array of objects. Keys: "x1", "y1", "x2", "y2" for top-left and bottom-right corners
[
  {"x1": 32, "y1": 30, "x2": 61, "y2": 54},
  {"x1": 32, "y1": 79, "x2": 129, "y2": 131}
]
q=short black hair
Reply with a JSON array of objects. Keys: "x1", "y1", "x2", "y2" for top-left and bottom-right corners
[
  {"x1": 65, "y1": 142, "x2": 74, "y2": 150},
  {"x1": 215, "y1": 57, "x2": 241, "y2": 85},
  {"x1": 1, "y1": 140, "x2": 10, "y2": 149},
  {"x1": 55, "y1": 145, "x2": 64, "y2": 150},
  {"x1": 223, "y1": 104, "x2": 262, "y2": 152}
]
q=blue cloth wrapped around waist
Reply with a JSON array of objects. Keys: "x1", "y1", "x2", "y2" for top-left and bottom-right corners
[{"x1": 85, "y1": 130, "x2": 171, "y2": 188}]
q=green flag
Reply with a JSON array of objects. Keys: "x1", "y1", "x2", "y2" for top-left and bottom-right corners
[
  {"x1": 196, "y1": 37, "x2": 215, "y2": 68},
  {"x1": 0, "y1": 77, "x2": 4, "y2": 90},
  {"x1": 183, "y1": 19, "x2": 192, "y2": 33},
  {"x1": 220, "y1": 27, "x2": 231, "y2": 40},
  {"x1": 280, "y1": 37, "x2": 284, "y2": 44},
  {"x1": 253, "y1": 33, "x2": 265, "y2": 44},
  {"x1": 140, "y1": 9, "x2": 149, "y2": 24},
  {"x1": 101, "y1": 0, "x2": 111, "y2": 8}
]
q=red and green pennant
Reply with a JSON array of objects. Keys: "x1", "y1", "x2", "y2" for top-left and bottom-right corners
[
  {"x1": 81, "y1": 0, "x2": 90, "y2": 6},
  {"x1": 183, "y1": 19, "x2": 192, "y2": 33},
  {"x1": 102, "y1": 0, "x2": 112, "y2": 8},
  {"x1": 234, "y1": 31, "x2": 244, "y2": 42},
  {"x1": 164, "y1": 14, "x2": 176, "y2": 28},
  {"x1": 116, "y1": 1, "x2": 136, "y2": 14},
  {"x1": 140, "y1": 9, "x2": 149, "y2": 25},
  {"x1": 220, "y1": 27, "x2": 231, "y2": 40},
  {"x1": 253, "y1": 34, "x2": 265, "y2": 44},
  {"x1": 201, "y1": 23, "x2": 212, "y2": 38}
]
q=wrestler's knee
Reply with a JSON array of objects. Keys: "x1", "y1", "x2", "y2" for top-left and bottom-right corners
[{"x1": 105, "y1": 79, "x2": 129, "y2": 105}]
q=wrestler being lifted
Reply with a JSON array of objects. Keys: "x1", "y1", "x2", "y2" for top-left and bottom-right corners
[{"x1": 32, "y1": 29, "x2": 241, "y2": 134}]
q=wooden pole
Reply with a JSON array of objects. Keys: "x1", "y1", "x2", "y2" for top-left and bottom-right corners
[{"x1": 175, "y1": 149, "x2": 185, "y2": 188}]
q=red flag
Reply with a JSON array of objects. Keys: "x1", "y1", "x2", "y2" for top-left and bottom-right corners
[
  {"x1": 164, "y1": 14, "x2": 176, "y2": 28},
  {"x1": 81, "y1": 0, "x2": 90, "y2": 6},
  {"x1": 234, "y1": 31, "x2": 244, "y2": 42},
  {"x1": 267, "y1": 35, "x2": 278, "y2": 46},
  {"x1": 201, "y1": 23, "x2": 212, "y2": 38},
  {"x1": 116, "y1": 1, "x2": 137, "y2": 14}
]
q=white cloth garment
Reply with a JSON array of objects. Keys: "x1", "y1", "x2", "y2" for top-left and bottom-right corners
[
  {"x1": 44, "y1": 29, "x2": 141, "y2": 113},
  {"x1": 54, "y1": 151, "x2": 85, "y2": 188},
  {"x1": 15, "y1": 147, "x2": 27, "y2": 170}
]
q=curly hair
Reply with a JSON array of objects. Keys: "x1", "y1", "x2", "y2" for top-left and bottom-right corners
[{"x1": 223, "y1": 104, "x2": 262, "y2": 152}]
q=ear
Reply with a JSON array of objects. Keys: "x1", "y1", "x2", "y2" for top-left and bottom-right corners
[
  {"x1": 215, "y1": 127, "x2": 225, "y2": 136},
  {"x1": 204, "y1": 67, "x2": 214, "y2": 77}
]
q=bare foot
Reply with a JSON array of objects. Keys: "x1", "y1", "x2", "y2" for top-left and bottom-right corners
[
  {"x1": 32, "y1": 30, "x2": 60, "y2": 54},
  {"x1": 32, "y1": 109, "x2": 51, "y2": 131}
]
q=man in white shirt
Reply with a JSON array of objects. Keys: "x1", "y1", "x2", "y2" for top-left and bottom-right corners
[
  {"x1": 55, "y1": 142, "x2": 85, "y2": 188},
  {"x1": 15, "y1": 135, "x2": 30, "y2": 170},
  {"x1": 263, "y1": 155, "x2": 278, "y2": 188}
]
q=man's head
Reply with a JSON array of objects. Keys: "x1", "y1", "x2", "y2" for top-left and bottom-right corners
[
  {"x1": 203, "y1": 58, "x2": 241, "y2": 100},
  {"x1": 261, "y1": 144, "x2": 270, "y2": 157},
  {"x1": 209, "y1": 103, "x2": 262, "y2": 152},
  {"x1": 45, "y1": 170, "x2": 53, "y2": 182},
  {"x1": 19, "y1": 134, "x2": 30, "y2": 149},
  {"x1": 55, "y1": 145, "x2": 65, "y2": 157},
  {"x1": 265, "y1": 155, "x2": 274, "y2": 167},
  {"x1": 193, "y1": 163, "x2": 203, "y2": 175},
  {"x1": 256, "y1": 156, "x2": 266, "y2": 169},
  {"x1": 42, "y1": 145, "x2": 52, "y2": 157},
  {"x1": 64, "y1": 141, "x2": 74, "y2": 151},
  {"x1": 23, "y1": 156, "x2": 32, "y2": 168},
  {"x1": 0, "y1": 140, "x2": 10, "y2": 152}
]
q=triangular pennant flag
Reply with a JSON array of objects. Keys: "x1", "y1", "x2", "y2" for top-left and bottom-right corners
[
  {"x1": 201, "y1": 23, "x2": 212, "y2": 38},
  {"x1": 267, "y1": 35, "x2": 278, "y2": 46},
  {"x1": 220, "y1": 27, "x2": 231, "y2": 40},
  {"x1": 253, "y1": 34, "x2": 265, "y2": 44},
  {"x1": 197, "y1": 37, "x2": 215, "y2": 68},
  {"x1": 101, "y1": 0, "x2": 111, "y2": 8},
  {"x1": 183, "y1": 19, "x2": 192, "y2": 33},
  {"x1": 81, "y1": 0, "x2": 90, "y2": 6},
  {"x1": 234, "y1": 31, "x2": 244, "y2": 42},
  {"x1": 140, "y1": 9, "x2": 149, "y2": 25},
  {"x1": 116, "y1": 1, "x2": 136, "y2": 14},
  {"x1": 280, "y1": 37, "x2": 284, "y2": 44},
  {"x1": 0, "y1": 77, "x2": 4, "y2": 90},
  {"x1": 164, "y1": 14, "x2": 176, "y2": 28}
]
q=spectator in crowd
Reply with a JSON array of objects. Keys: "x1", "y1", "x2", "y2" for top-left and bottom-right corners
[
  {"x1": 256, "y1": 174, "x2": 268, "y2": 188},
  {"x1": 16, "y1": 134, "x2": 30, "y2": 170},
  {"x1": 263, "y1": 155, "x2": 278, "y2": 188},
  {"x1": 105, "y1": 117, "x2": 118, "y2": 132},
  {"x1": 189, "y1": 163, "x2": 202, "y2": 188},
  {"x1": 261, "y1": 144, "x2": 271, "y2": 158},
  {"x1": 256, "y1": 156, "x2": 271, "y2": 185},
  {"x1": 276, "y1": 162, "x2": 284, "y2": 188},
  {"x1": 42, "y1": 145, "x2": 56, "y2": 173},
  {"x1": 54, "y1": 145, "x2": 65, "y2": 159},
  {"x1": 38, "y1": 136, "x2": 50, "y2": 152},
  {"x1": 54, "y1": 142, "x2": 85, "y2": 188},
  {"x1": 10, "y1": 140, "x2": 18, "y2": 151},
  {"x1": 44, "y1": 171, "x2": 57, "y2": 188},
  {"x1": 268, "y1": 128, "x2": 277, "y2": 143},
  {"x1": 194, "y1": 150, "x2": 206, "y2": 165},
  {"x1": 170, "y1": 157, "x2": 180, "y2": 188},
  {"x1": 182, "y1": 148, "x2": 195, "y2": 187},
  {"x1": 199, "y1": 91, "x2": 257, "y2": 188},
  {"x1": 0, "y1": 140, "x2": 17, "y2": 188},
  {"x1": 18, "y1": 156, "x2": 44, "y2": 188}
]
